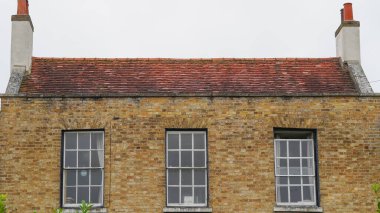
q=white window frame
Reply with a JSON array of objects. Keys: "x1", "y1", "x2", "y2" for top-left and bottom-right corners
[
  {"x1": 62, "y1": 131, "x2": 104, "y2": 208},
  {"x1": 274, "y1": 135, "x2": 317, "y2": 206},
  {"x1": 166, "y1": 131, "x2": 208, "y2": 207}
]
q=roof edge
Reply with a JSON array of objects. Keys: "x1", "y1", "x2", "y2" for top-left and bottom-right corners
[
  {"x1": 2, "y1": 92, "x2": 380, "y2": 99},
  {"x1": 31, "y1": 57, "x2": 341, "y2": 61},
  {"x1": 344, "y1": 61, "x2": 374, "y2": 94}
]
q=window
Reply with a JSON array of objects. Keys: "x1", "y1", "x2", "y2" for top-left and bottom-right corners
[
  {"x1": 62, "y1": 131, "x2": 104, "y2": 207},
  {"x1": 274, "y1": 130, "x2": 318, "y2": 206},
  {"x1": 166, "y1": 131, "x2": 208, "y2": 207}
]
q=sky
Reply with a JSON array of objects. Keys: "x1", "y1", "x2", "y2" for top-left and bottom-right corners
[{"x1": 0, "y1": 0, "x2": 379, "y2": 93}]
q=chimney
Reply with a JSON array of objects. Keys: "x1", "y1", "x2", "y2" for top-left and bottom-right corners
[
  {"x1": 335, "y1": 3, "x2": 373, "y2": 94},
  {"x1": 6, "y1": 0, "x2": 33, "y2": 94},
  {"x1": 11, "y1": 0, "x2": 33, "y2": 73},
  {"x1": 335, "y1": 3, "x2": 360, "y2": 63}
]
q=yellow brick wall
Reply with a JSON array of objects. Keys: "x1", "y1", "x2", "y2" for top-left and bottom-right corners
[{"x1": 0, "y1": 97, "x2": 379, "y2": 212}]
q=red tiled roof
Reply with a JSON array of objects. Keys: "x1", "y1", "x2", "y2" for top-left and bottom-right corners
[{"x1": 19, "y1": 57, "x2": 358, "y2": 95}]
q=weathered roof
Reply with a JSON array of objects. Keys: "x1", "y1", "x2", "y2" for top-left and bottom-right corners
[{"x1": 18, "y1": 57, "x2": 358, "y2": 95}]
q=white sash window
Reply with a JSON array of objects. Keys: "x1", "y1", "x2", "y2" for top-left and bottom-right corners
[
  {"x1": 274, "y1": 131, "x2": 317, "y2": 206},
  {"x1": 63, "y1": 131, "x2": 104, "y2": 207},
  {"x1": 166, "y1": 131, "x2": 207, "y2": 207}
]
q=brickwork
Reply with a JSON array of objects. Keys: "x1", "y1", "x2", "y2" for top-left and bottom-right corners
[{"x1": 0, "y1": 96, "x2": 379, "y2": 212}]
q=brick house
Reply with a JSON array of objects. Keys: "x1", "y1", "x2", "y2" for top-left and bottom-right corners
[{"x1": 0, "y1": 1, "x2": 379, "y2": 212}]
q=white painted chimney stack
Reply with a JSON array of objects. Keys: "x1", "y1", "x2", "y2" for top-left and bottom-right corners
[
  {"x1": 6, "y1": 0, "x2": 34, "y2": 94},
  {"x1": 335, "y1": 3, "x2": 361, "y2": 63},
  {"x1": 335, "y1": 3, "x2": 373, "y2": 94},
  {"x1": 11, "y1": 0, "x2": 34, "y2": 73}
]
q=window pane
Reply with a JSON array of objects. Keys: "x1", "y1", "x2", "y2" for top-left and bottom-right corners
[
  {"x1": 302, "y1": 159, "x2": 314, "y2": 175},
  {"x1": 65, "y1": 170, "x2": 76, "y2": 186},
  {"x1": 181, "y1": 134, "x2": 192, "y2": 149},
  {"x1": 194, "y1": 169, "x2": 206, "y2": 185},
  {"x1": 194, "y1": 133, "x2": 205, "y2": 149},
  {"x1": 181, "y1": 151, "x2": 192, "y2": 167},
  {"x1": 78, "y1": 151, "x2": 90, "y2": 167},
  {"x1": 303, "y1": 186, "x2": 315, "y2": 202},
  {"x1": 276, "y1": 140, "x2": 287, "y2": 157},
  {"x1": 276, "y1": 177, "x2": 288, "y2": 185},
  {"x1": 277, "y1": 186, "x2": 289, "y2": 203},
  {"x1": 65, "y1": 187, "x2": 76, "y2": 204},
  {"x1": 289, "y1": 159, "x2": 301, "y2": 175},
  {"x1": 168, "y1": 151, "x2": 179, "y2": 167},
  {"x1": 302, "y1": 140, "x2": 313, "y2": 157},
  {"x1": 168, "y1": 134, "x2": 179, "y2": 149},
  {"x1": 289, "y1": 177, "x2": 301, "y2": 185},
  {"x1": 181, "y1": 169, "x2": 192, "y2": 186},
  {"x1": 168, "y1": 187, "x2": 179, "y2": 204},
  {"x1": 90, "y1": 187, "x2": 102, "y2": 204},
  {"x1": 302, "y1": 177, "x2": 315, "y2": 185},
  {"x1": 181, "y1": 187, "x2": 193, "y2": 204},
  {"x1": 78, "y1": 170, "x2": 89, "y2": 185},
  {"x1": 168, "y1": 169, "x2": 179, "y2": 186},
  {"x1": 276, "y1": 159, "x2": 288, "y2": 175},
  {"x1": 91, "y1": 132, "x2": 103, "y2": 149},
  {"x1": 65, "y1": 151, "x2": 77, "y2": 168},
  {"x1": 65, "y1": 133, "x2": 77, "y2": 149},
  {"x1": 91, "y1": 150, "x2": 104, "y2": 167},
  {"x1": 91, "y1": 169, "x2": 102, "y2": 185},
  {"x1": 77, "y1": 187, "x2": 90, "y2": 203},
  {"x1": 78, "y1": 133, "x2": 90, "y2": 149},
  {"x1": 290, "y1": 186, "x2": 302, "y2": 203},
  {"x1": 194, "y1": 187, "x2": 206, "y2": 204},
  {"x1": 194, "y1": 151, "x2": 205, "y2": 167},
  {"x1": 289, "y1": 140, "x2": 300, "y2": 157}
]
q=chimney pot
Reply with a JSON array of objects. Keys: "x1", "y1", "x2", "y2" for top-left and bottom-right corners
[
  {"x1": 17, "y1": 0, "x2": 29, "y2": 15},
  {"x1": 343, "y1": 3, "x2": 353, "y2": 21}
]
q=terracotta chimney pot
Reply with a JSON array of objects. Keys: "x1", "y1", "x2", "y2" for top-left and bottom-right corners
[
  {"x1": 17, "y1": 0, "x2": 29, "y2": 15},
  {"x1": 343, "y1": 3, "x2": 353, "y2": 21}
]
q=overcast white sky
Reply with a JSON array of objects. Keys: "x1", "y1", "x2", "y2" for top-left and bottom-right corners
[{"x1": 0, "y1": 0, "x2": 379, "y2": 92}]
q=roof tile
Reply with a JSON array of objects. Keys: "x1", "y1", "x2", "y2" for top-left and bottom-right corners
[{"x1": 18, "y1": 57, "x2": 358, "y2": 95}]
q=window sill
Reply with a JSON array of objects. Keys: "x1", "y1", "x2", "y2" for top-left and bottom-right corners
[
  {"x1": 163, "y1": 207, "x2": 212, "y2": 212},
  {"x1": 62, "y1": 208, "x2": 107, "y2": 213},
  {"x1": 273, "y1": 206, "x2": 323, "y2": 212}
]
